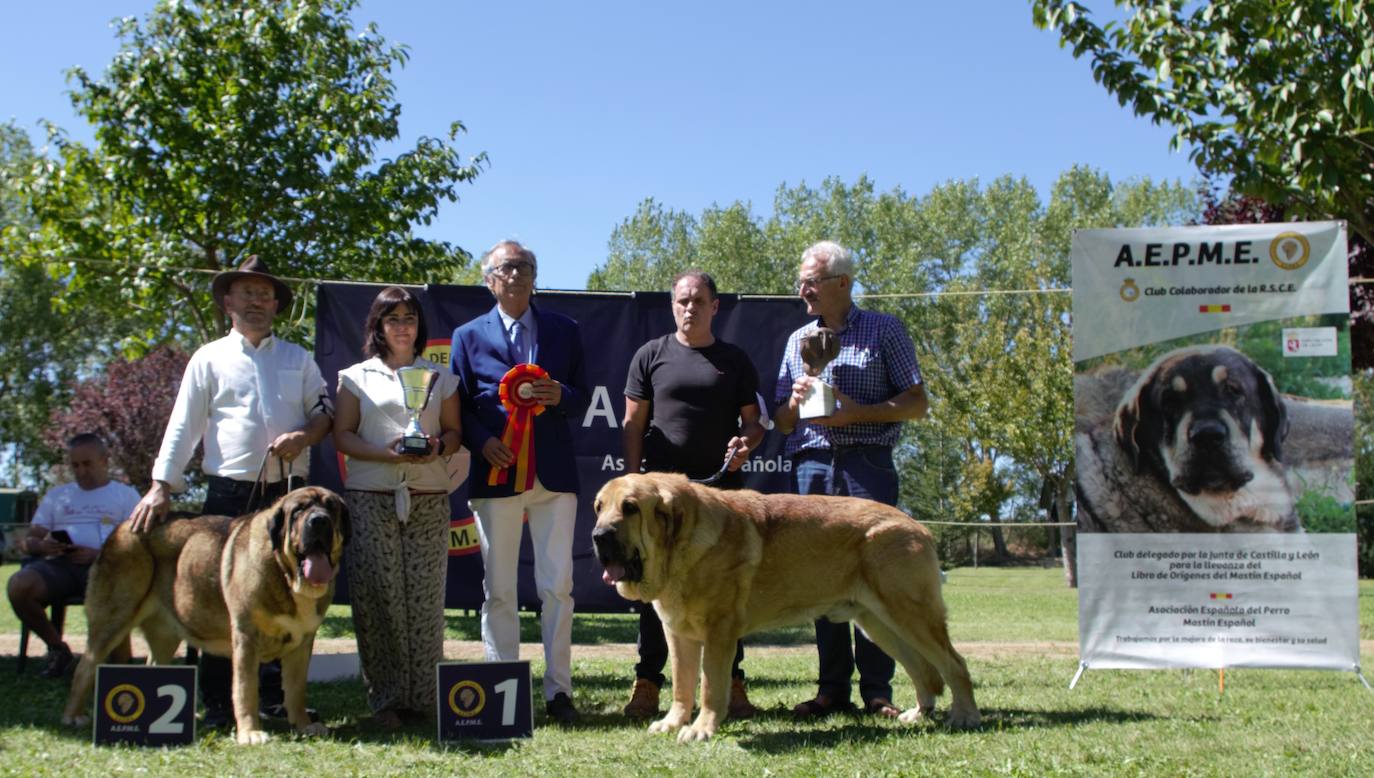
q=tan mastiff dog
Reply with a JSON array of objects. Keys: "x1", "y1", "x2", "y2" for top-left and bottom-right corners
[
  {"x1": 592, "y1": 472, "x2": 979, "y2": 742},
  {"x1": 62, "y1": 487, "x2": 349, "y2": 744}
]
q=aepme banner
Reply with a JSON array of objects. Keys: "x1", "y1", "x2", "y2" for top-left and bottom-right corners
[{"x1": 1071, "y1": 222, "x2": 1359, "y2": 670}]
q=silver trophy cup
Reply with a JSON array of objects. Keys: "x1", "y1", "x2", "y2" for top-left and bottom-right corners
[{"x1": 397, "y1": 366, "x2": 438, "y2": 456}]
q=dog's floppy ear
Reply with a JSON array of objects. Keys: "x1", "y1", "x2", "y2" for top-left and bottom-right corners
[
  {"x1": 1114, "y1": 370, "x2": 1151, "y2": 472},
  {"x1": 654, "y1": 480, "x2": 687, "y2": 549},
  {"x1": 1114, "y1": 362, "x2": 1171, "y2": 476},
  {"x1": 268, "y1": 498, "x2": 289, "y2": 553},
  {"x1": 331, "y1": 492, "x2": 352, "y2": 548},
  {"x1": 1252, "y1": 362, "x2": 1289, "y2": 461}
]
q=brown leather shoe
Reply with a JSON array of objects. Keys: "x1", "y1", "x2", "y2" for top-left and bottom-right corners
[
  {"x1": 728, "y1": 676, "x2": 758, "y2": 719},
  {"x1": 792, "y1": 694, "x2": 855, "y2": 719},
  {"x1": 622, "y1": 678, "x2": 660, "y2": 719}
]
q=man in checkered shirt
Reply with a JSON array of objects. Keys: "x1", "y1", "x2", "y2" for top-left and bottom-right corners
[{"x1": 772, "y1": 240, "x2": 928, "y2": 721}]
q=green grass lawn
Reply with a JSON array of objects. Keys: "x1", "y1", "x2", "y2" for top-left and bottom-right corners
[{"x1": 0, "y1": 565, "x2": 1370, "y2": 776}]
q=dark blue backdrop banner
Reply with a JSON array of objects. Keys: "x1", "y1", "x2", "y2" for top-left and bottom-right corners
[{"x1": 312, "y1": 282, "x2": 811, "y2": 612}]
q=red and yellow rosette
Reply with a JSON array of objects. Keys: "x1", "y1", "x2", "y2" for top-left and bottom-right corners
[{"x1": 488, "y1": 363, "x2": 548, "y2": 492}]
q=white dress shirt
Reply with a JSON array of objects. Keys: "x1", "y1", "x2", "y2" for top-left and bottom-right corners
[{"x1": 151, "y1": 330, "x2": 330, "y2": 491}]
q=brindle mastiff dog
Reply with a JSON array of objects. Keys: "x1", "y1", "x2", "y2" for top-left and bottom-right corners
[
  {"x1": 62, "y1": 487, "x2": 349, "y2": 744},
  {"x1": 593, "y1": 473, "x2": 979, "y2": 742}
]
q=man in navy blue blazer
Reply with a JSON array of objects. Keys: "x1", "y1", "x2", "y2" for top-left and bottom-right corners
[{"x1": 450, "y1": 240, "x2": 589, "y2": 725}]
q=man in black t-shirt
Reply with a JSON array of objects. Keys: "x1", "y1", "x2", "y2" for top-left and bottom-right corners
[{"x1": 620, "y1": 270, "x2": 766, "y2": 722}]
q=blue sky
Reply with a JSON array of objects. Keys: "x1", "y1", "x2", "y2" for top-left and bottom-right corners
[{"x1": 0, "y1": 0, "x2": 1198, "y2": 290}]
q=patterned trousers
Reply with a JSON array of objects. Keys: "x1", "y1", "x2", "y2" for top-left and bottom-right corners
[{"x1": 344, "y1": 491, "x2": 451, "y2": 714}]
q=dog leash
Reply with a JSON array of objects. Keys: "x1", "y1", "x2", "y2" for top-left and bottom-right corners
[
  {"x1": 690, "y1": 443, "x2": 742, "y2": 486},
  {"x1": 246, "y1": 448, "x2": 290, "y2": 512}
]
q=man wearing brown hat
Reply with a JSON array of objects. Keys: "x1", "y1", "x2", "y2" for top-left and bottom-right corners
[{"x1": 129, "y1": 255, "x2": 333, "y2": 729}]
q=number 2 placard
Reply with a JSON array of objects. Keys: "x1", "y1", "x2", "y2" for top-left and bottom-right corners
[{"x1": 93, "y1": 665, "x2": 197, "y2": 746}]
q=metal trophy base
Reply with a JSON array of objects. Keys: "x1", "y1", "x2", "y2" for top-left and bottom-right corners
[
  {"x1": 798, "y1": 381, "x2": 836, "y2": 419},
  {"x1": 398, "y1": 433, "x2": 431, "y2": 456}
]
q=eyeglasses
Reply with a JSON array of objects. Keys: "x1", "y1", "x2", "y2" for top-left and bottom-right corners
[
  {"x1": 490, "y1": 262, "x2": 536, "y2": 279},
  {"x1": 794, "y1": 274, "x2": 842, "y2": 293},
  {"x1": 382, "y1": 314, "x2": 419, "y2": 328}
]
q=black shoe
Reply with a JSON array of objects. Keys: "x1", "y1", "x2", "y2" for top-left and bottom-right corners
[
  {"x1": 201, "y1": 705, "x2": 233, "y2": 730},
  {"x1": 39, "y1": 643, "x2": 74, "y2": 679},
  {"x1": 260, "y1": 703, "x2": 319, "y2": 723},
  {"x1": 545, "y1": 692, "x2": 579, "y2": 726}
]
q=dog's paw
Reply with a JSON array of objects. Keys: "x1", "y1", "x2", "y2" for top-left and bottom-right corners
[
  {"x1": 946, "y1": 706, "x2": 981, "y2": 730},
  {"x1": 297, "y1": 721, "x2": 329, "y2": 738},
  {"x1": 676, "y1": 723, "x2": 715, "y2": 743},
  {"x1": 62, "y1": 713, "x2": 90, "y2": 728},
  {"x1": 647, "y1": 717, "x2": 683, "y2": 734},
  {"x1": 898, "y1": 706, "x2": 927, "y2": 725},
  {"x1": 235, "y1": 728, "x2": 272, "y2": 745}
]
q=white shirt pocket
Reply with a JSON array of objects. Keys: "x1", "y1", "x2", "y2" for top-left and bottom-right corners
[{"x1": 277, "y1": 368, "x2": 305, "y2": 410}]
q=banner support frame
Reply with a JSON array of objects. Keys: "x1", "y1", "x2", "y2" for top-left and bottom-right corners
[{"x1": 1068, "y1": 661, "x2": 1087, "y2": 690}]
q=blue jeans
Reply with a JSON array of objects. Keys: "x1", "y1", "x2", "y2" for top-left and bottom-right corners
[{"x1": 794, "y1": 446, "x2": 899, "y2": 705}]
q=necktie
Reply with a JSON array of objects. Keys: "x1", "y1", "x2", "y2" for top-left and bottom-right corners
[{"x1": 510, "y1": 320, "x2": 526, "y2": 364}]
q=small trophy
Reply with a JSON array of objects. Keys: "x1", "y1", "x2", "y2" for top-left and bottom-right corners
[
  {"x1": 798, "y1": 327, "x2": 840, "y2": 419},
  {"x1": 397, "y1": 366, "x2": 438, "y2": 456}
]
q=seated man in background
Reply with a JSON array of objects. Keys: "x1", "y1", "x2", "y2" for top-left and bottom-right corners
[{"x1": 7, "y1": 433, "x2": 139, "y2": 677}]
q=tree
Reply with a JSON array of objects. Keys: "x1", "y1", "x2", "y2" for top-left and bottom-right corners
[
  {"x1": 45, "y1": 347, "x2": 192, "y2": 493},
  {"x1": 1355, "y1": 370, "x2": 1374, "y2": 575},
  {"x1": 1031, "y1": 1, "x2": 1374, "y2": 246},
  {"x1": 588, "y1": 198, "x2": 700, "y2": 293},
  {"x1": 0, "y1": 123, "x2": 114, "y2": 486},
  {"x1": 8, "y1": 0, "x2": 485, "y2": 350}
]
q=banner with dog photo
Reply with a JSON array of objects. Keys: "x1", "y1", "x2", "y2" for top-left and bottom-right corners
[{"x1": 1071, "y1": 221, "x2": 1360, "y2": 671}]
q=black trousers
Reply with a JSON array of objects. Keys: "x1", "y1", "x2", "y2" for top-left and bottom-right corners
[{"x1": 197, "y1": 476, "x2": 291, "y2": 712}]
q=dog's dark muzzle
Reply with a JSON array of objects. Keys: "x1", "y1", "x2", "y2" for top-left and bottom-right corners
[
  {"x1": 300, "y1": 511, "x2": 335, "y2": 556},
  {"x1": 1174, "y1": 419, "x2": 1255, "y2": 494},
  {"x1": 592, "y1": 525, "x2": 643, "y2": 582}
]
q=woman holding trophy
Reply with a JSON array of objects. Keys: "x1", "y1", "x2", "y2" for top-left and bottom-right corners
[{"x1": 334, "y1": 285, "x2": 462, "y2": 730}]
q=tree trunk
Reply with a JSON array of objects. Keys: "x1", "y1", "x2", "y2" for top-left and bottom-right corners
[
  {"x1": 1057, "y1": 475, "x2": 1078, "y2": 588},
  {"x1": 988, "y1": 519, "x2": 1009, "y2": 560}
]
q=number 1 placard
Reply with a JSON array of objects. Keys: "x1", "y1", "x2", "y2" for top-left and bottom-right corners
[{"x1": 435, "y1": 661, "x2": 532, "y2": 741}]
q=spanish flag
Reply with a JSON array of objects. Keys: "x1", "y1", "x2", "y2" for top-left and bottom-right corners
[
  {"x1": 1209, "y1": 593, "x2": 1233, "y2": 600},
  {"x1": 1199, "y1": 304, "x2": 1231, "y2": 313}
]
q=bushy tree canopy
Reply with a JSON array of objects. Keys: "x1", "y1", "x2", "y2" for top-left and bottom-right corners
[
  {"x1": 1031, "y1": 0, "x2": 1374, "y2": 245},
  {"x1": 45, "y1": 347, "x2": 190, "y2": 492},
  {"x1": 8, "y1": 0, "x2": 485, "y2": 349}
]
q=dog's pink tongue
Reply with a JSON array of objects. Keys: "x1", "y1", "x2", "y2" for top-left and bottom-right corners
[
  {"x1": 602, "y1": 563, "x2": 625, "y2": 585},
  {"x1": 303, "y1": 552, "x2": 333, "y2": 585}
]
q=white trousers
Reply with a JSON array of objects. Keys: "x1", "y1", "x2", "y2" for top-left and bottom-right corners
[{"x1": 469, "y1": 479, "x2": 577, "y2": 700}]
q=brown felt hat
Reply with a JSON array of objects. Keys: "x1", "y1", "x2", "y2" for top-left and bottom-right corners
[{"x1": 211, "y1": 255, "x2": 293, "y2": 312}]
